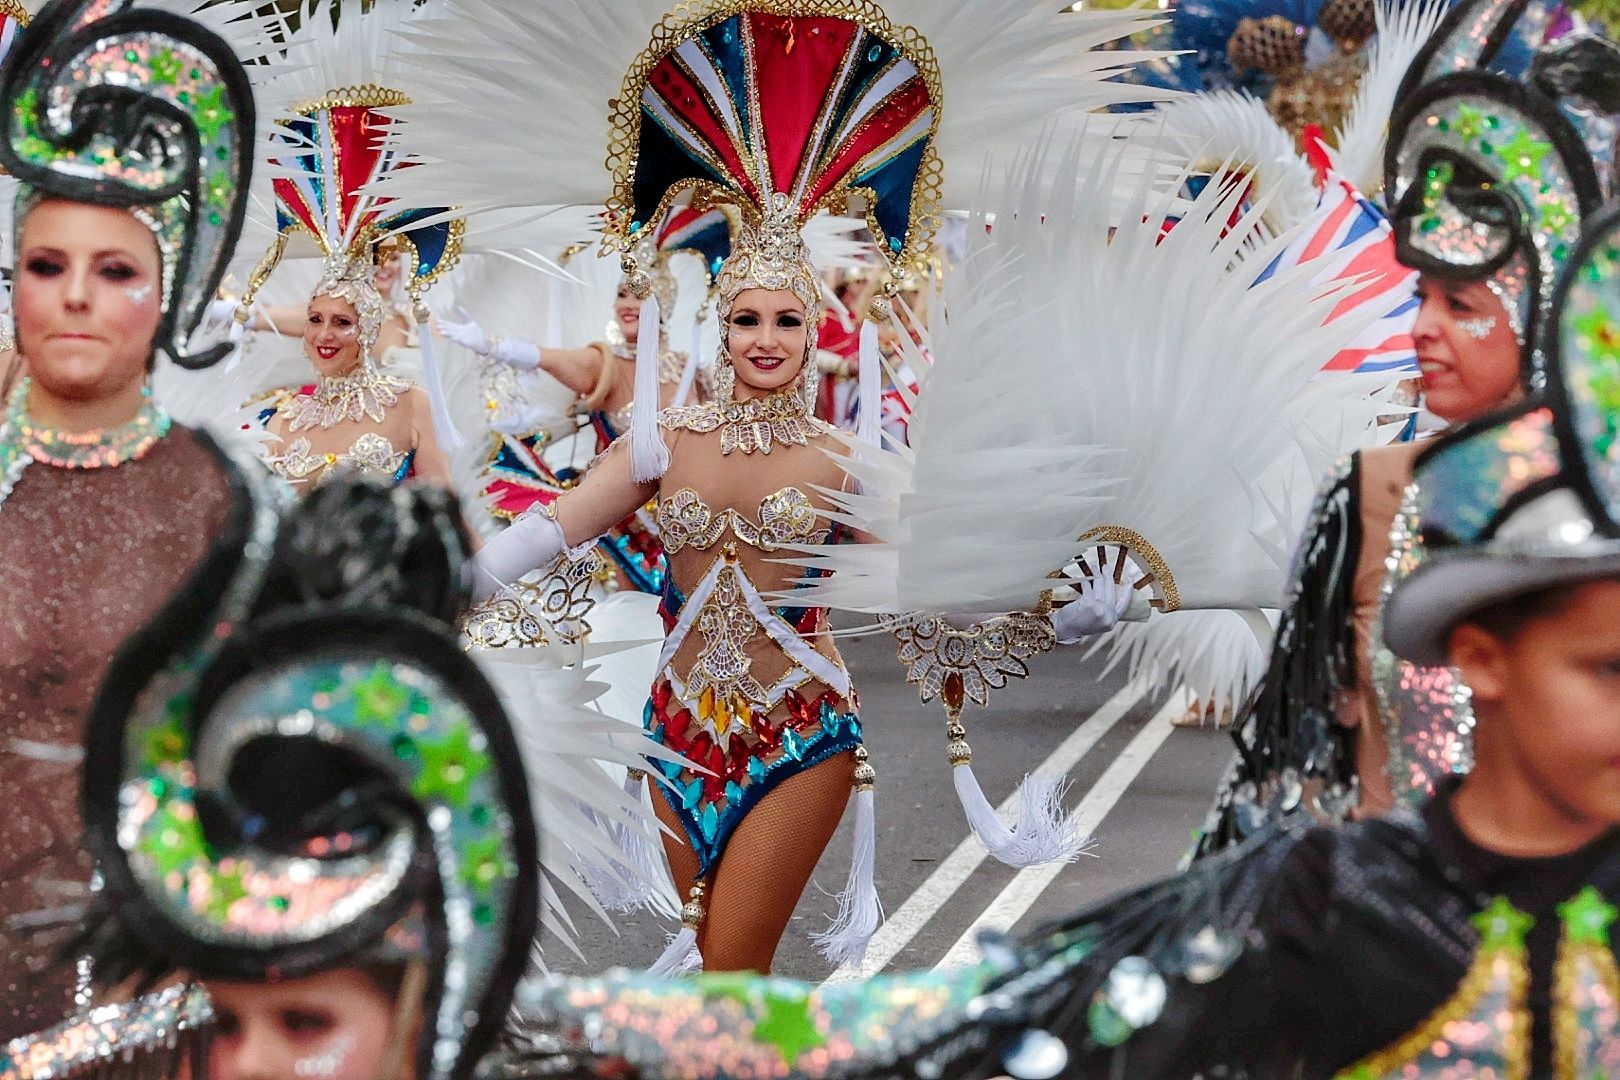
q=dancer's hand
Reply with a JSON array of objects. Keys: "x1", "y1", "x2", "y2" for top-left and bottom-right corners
[
  {"x1": 440, "y1": 309, "x2": 494, "y2": 355},
  {"x1": 1051, "y1": 550, "x2": 1146, "y2": 643}
]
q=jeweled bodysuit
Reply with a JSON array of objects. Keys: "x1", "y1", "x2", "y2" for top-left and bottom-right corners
[
  {"x1": 257, "y1": 379, "x2": 417, "y2": 488},
  {"x1": 644, "y1": 396, "x2": 859, "y2": 874}
]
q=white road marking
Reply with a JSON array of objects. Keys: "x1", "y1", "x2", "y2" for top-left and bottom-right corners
[
  {"x1": 821, "y1": 679, "x2": 1150, "y2": 985},
  {"x1": 931, "y1": 688, "x2": 1190, "y2": 969}
]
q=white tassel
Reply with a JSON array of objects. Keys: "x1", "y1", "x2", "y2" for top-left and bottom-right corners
[
  {"x1": 952, "y1": 765, "x2": 1091, "y2": 869},
  {"x1": 811, "y1": 785, "x2": 882, "y2": 966},
  {"x1": 855, "y1": 320, "x2": 882, "y2": 452},
  {"x1": 648, "y1": 928, "x2": 703, "y2": 977},
  {"x1": 415, "y1": 315, "x2": 467, "y2": 450},
  {"x1": 628, "y1": 296, "x2": 669, "y2": 483},
  {"x1": 672, "y1": 315, "x2": 704, "y2": 407}
]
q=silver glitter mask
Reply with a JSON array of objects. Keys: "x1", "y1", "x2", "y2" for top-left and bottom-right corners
[{"x1": 0, "y1": 0, "x2": 255, "y2": 369}]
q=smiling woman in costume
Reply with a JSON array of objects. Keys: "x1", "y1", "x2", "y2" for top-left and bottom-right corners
[{"x1": 0, "y1": 0, "x2": 255, "y2": 1038}]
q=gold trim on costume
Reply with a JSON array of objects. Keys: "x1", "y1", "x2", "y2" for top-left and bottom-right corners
[{"x1": 1078, "y1": 525, "x2": 1180, "y2": 612}]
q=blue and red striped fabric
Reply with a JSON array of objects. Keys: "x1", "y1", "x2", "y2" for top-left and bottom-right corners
[{"x1": 1254, "y1": 171, "x2": 1418, "y2": 376}]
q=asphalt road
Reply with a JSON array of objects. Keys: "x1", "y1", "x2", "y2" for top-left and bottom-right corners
[{"x1": 546, "y1": 631, "x2": 1233, "y2": 981}]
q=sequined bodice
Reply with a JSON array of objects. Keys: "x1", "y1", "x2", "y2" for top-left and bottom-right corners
[
  {"x1": 268, "y1": 432, "x2": 412, "y2": 486},
  {"x1": 656, "y1": 486, "x2": 829, "y2": 554}
]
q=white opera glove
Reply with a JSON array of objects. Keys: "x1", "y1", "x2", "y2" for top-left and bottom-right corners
[
  {"x1": 1051, "y1": 555, "x2": 1149, "y2": 644},
  {"x1": 467, "y1": 508, "x2": 567, "y2": 602},
  {"x1": 202, "y1": 297, "x2": 242, "y2": 331},
  {"x1": 439, "y1": 311, "x2": 495, "y2": 355},
  {"x1": 442, "y1": 309, "x2": 542, "y2": 370}
]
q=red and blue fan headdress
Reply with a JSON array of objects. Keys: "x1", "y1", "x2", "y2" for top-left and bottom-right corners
[{"x1": 606, "y1": 2, "x2": 943, "y2": 311}]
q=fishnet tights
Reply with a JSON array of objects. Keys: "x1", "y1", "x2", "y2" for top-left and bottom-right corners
[{"x1": 651, "y1": 749, "x2": 855, "y2": 973}]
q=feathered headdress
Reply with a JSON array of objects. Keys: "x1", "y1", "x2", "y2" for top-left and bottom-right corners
[
  {"x1": 238, "y1": 0, "x2": 467, "y2": 444},
  {"x1": 0, "y1": 0, "x2": 256, "y2": 369}
]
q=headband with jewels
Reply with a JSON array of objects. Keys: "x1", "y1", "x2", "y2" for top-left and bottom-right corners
[
  {"x1": 1383, "y1": 0, "x2": 1602, "y2": 376},
  {"x1": 0, "y1": 0, "x2": 255, "y2": 370},
  {"x1": 603, "y1": 1, "x2": 942, "y2": 320},
  {"x1": 79, "y1": 479, "x2": 537, "y2": 1080},
  {"x1": 1384, "y1": 202, "x2": 1620, "y2": 666}
]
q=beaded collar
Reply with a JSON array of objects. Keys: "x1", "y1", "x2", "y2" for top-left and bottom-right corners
[
  {"x1": 281, "y1": 363, "x2": 412, "y2": 432},
  {"x1": 0, "y1": 376, "x2": 172, "y2": 509},
  {"x1": 659, "y1": 385, "x2": 821, "y2": 456}
]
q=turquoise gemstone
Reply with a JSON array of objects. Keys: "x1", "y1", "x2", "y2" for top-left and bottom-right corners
[
  {"x1": 783, "y1": 729, "x2": 806, "y2": 761},
  {"x1": 682, "y1": 778, "x2": 703, "y2": 810},
  {"x1": 747, "y1": 757, "x2": 766, "y2": 783},
  {"x1": 725, "y1": 781, "x2": 744, "y2": 804},
  {"x1": 700, "y1": 803, "x2": 719, "y2": 841}
]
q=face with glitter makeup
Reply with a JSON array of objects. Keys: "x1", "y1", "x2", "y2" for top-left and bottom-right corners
[
  {"x1": 305, "y1": 294, "x2": 364, "y2": 378},
  {"x1": 725, "y1": 288, "x2": 808, "y2": 399},
  {"x1": 206, "y1": 969, "x2": 411, "y2": 1080},
  {"x1": 1411, "y1": 273, "x2": 1524, "y2": 423},
  {"x1": 613, "y1": 281, "x2": 641, "y2": 345},
  {"x1": 13, "y1": 199, "x2": 162, "y2": 408}
]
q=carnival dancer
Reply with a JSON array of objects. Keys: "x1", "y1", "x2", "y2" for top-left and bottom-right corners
[
  {"x1": 493, "y1": 173, "x2": 1620, "y2": 1080},
  {"x1": 0, "y1": 0, "x2": 261, "y2": 1038},
  {"x1": 388, "y1": 0, "x2": 1171, "y2": 974},
  {"x1": 1201, "y1": 0, "x2": 1610, "y2": 849},
  {"x1": 446, "y1": 206, "x2": 730, "y2": 592},
  {"x1": 224, "y1": 0, "x2": 463, "y2": 491}
]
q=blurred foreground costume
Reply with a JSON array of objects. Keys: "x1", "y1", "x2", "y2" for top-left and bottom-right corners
[{"x1": 0, "y1": 0, "x2": 255, "y2": 1037}]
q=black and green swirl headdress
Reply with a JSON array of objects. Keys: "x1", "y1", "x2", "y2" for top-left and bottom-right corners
[
  {"x1": 0, "y1": 0, "x2": 255, "y2": 369},
  {"x1": 79, "y1": 480, "x2": 540, "y2": 1080},
  {"x1": 1383, "y1": 0, "x2": 1603, "y2": 381}
]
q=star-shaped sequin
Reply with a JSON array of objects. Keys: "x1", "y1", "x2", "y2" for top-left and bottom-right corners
[
  {"x1": 1542, "y1": 197, "x2": 1574, "y2": 234},
  {"x1": 150, "y1": 48, "x2": 183, "y2": 86},
  {"x1": 460, "y1": 834, "x2": 511, "y2": 894},
  {"x1": 1471, "y1": 896, "x2": 1533, "y2": 951},
  {"x1": 1453, "y1": 104, "x2": 1487, "y2": 141},
  {"x1": 702, "y1": 977, "x2": 827, "y2": 1064},
  {"x1": 353, "y1": 662, "x2": 410, "y2": 726},
  {"x1": 1559, "y1": 887, "x2": 1617, "y2": 946},
  {"x1": 1575, "y1": 308, "x2": 1620, "y2": 368},
  {"x1": 142, "y1": 805, "x2": 206, "y2": 878},
  {"x1": 205, "y1": 867, "x2": 250, "y2": 922},
  {"x1": 193, "y1": 85, "x2": 233, "y2": 143},
  {"x1": 1497, "y1": 129, "x2": 1551, "y2": 183},
  {"x1": 411, "y1": 725, "x2": 490, "y2": 808}
]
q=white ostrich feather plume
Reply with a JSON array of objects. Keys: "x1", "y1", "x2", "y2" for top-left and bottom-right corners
[
  {"x1": 373, "y1": 0, "x2": 1174, "y2": 225},
  {"x1": 472, "y1": 643, "x2": 682, "y2": 951},
  {"x1": 788, "y1": 132, "x2": 1404, "y2": 631},
  {"x1": 1329, "y1": 0, "x2": 1450, "y2": 197},
  {"x1": 1157, "y1": 90, "x2": 1318, "y2": 233}
]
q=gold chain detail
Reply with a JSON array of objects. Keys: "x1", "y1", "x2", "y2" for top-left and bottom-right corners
[{"x1": 1078, "y1": 525, "x2": 1180, "y2": 613}]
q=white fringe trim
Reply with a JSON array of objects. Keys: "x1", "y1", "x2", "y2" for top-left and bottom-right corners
[
  {"x1": 953, "y1": 765, "x2": 1092, "y2": 868},
  {"x1": 648, "y1": 927, "x2": 702, "y2": 978},
  {"x1": 629, "y1": 295, "x2": 670, "y2": 483},
  {"x1": 416, "y1": 322, "x2": 467, "y2": 450},
  {"x1": 811, "y1": 786, "x2": 882, "y2": 967}
]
